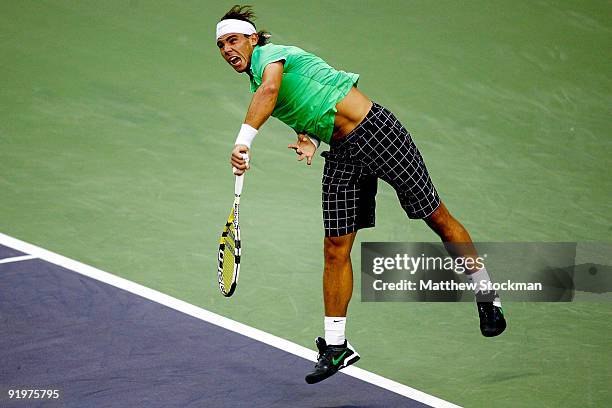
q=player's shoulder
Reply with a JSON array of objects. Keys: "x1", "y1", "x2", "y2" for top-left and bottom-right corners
[
  {"x1": 251, "y1": 43, "x2": 305, "y2": 75},
  {"x1": 254, "y1": 43, "x2": 305, "y2": 58}
]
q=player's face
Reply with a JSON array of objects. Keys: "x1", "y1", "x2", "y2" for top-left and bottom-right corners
[{"x1": 217, "y1": 33, "x2": 258, "y2": 73}]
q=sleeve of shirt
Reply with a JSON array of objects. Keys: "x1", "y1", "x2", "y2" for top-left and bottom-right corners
[{"x1": 251, "y1": 44, "x2": 289, "y2": 78}]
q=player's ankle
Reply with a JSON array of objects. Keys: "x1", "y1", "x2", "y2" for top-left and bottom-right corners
[
  {"x1": 324, "y1": 316, "x2": 346, "y2": 345},
  {"x1": 468, "y1": 267, "x2": 502, "y2": 306}
]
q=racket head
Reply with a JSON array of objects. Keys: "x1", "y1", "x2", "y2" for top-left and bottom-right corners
[{"x1": 217, "y1": 201, "x2": 241, "y2": 297}]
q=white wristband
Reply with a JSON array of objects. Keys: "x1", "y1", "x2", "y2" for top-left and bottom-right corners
[
  {"x1": 235, "y1": 124, "x2": 258, "y2": 148},
  {"x1": 307, "y1": 135, "x2": 320, "y2": 149}
]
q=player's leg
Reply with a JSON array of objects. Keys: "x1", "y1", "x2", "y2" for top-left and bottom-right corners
[
  {"x1": 323, "y1": 232, "x2": 357, "y2": 317},
  {"x1": 346, "y1": 102, "x2": 506, "y2": 337},
  {"x1": 423, "y1": 201, "x2": 470, "y2": 241},
  {"x1": 305, "y1": 136, "x2": 375, "y2": 384},
  {"x1": 423, "y1": 201, "x2": 478, "y2": 259},
  {"x1": 306, "y1": 232, "x2": 361, "y2": 384},
  {"x1": 424, "y1": 202, "x2": 507, "y2": 337}
]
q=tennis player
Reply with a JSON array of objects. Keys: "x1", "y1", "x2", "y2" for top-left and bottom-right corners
[{"x1": 216, "y1": 5, "x2": 506, "y2": 384}]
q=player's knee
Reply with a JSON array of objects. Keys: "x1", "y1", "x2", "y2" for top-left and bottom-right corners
[
  {"x1": 426, "y1": 202, "x2": 451, "y2": 228},
  {"x1": 324, "y1": 236, "x2": 352, "y2": 263}
]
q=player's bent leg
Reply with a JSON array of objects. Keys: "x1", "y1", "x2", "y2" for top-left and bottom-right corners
[
  {"x1": 424, "y1": 201, "x2": 474, "y2": 246},
  {"x1": 423, "y1": 201, "x2": 507, "y2": 337}
]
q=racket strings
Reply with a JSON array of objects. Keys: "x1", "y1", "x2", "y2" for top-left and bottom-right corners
[
  {"x1": 221, "y1": 228, "x2": 237, "y2": 291},
  {"x1": 217, "y1": 197, "x2": 241, "y2": 297}
]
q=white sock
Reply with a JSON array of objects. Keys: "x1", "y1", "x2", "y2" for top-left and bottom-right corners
[
  {"x1": 324, "y1": 316, "x2": 346, "y2": 345},
  {"x1": 468, "y1": 267, "x2": 502, "y2": 307}
]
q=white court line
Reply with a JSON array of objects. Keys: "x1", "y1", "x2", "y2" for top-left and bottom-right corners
[
  {"x1": 0, "y1": 254, "x2": 37, "y2": 264},
  {"x1": 0, "y1": 231, "x2": 461, "y2": 408}
]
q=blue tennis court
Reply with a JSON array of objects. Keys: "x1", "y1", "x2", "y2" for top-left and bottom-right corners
[{"x1": 0, "y1": 236, "x2": 457, "y2": 407}]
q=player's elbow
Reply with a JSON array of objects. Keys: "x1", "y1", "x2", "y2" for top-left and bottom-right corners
[{"x1": 258, "y1": 82, "x2": 280, "y2": 97}]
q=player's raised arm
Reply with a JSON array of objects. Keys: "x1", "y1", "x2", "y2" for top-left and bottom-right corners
[{"x1": 231, "y1": 62, "x2": 284, "y2": 175}]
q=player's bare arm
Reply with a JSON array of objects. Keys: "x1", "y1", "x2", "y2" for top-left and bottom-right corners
[
  {"x1": 230, "y1": 61, "x2": 283, "y2": 175},
  {"x1": 244, "y1": 61, "x2": 283, "y2": 128}
]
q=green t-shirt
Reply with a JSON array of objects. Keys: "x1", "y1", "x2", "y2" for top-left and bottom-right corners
[{"x1": 249, "y1": 43, "x2": 359, "y2": 144}]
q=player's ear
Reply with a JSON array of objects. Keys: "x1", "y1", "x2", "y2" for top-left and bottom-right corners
[{"x1": 249, "y1": 33, "x2": 258, "y2": 47}]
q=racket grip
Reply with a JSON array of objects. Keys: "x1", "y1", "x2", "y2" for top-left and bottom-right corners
[
  {"x1": 234, "y1": 153, "x2": 249, "y2": 195},
  {"x1": 235, "y1": 174, "x2": 244, "y2": 196}
]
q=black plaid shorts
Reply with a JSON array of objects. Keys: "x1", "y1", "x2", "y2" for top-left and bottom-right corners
[{"x1": 321, "y1": 102, "x2": 441, "y2": 237}]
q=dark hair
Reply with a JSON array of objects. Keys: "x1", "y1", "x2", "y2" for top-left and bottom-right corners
[{"x1": 220, "y1": 5, "x2": 270, "y2": 46}]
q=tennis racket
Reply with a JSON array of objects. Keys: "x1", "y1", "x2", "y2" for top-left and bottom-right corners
[{"x1": 217, "y1": 154, "x2": 248, "y2": 297}]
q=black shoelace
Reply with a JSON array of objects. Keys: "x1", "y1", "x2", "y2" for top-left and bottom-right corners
[{"x1": 316, "y1": 348, "x2": 336, "y2": 367}]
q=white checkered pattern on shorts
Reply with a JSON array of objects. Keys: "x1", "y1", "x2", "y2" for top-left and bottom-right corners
[{"x1": 321, "y1": 103, "x2": 440, "y2": 237}]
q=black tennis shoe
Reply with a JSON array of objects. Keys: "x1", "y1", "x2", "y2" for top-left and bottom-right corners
[
  {"x1": 477, "y1": 302, "x2": 507, "y2": 337},
  {"x1": 305, "y1": 337, "x2": 360, "y2": 384}
]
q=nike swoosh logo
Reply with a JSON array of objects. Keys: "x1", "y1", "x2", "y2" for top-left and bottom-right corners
[{"x1": 332, "y1": 351, "x2": 347, "y2": 366}]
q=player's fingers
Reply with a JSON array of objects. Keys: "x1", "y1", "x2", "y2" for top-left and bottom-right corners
[
  {"x1": 241, "y1": 153, "x2": 250, "y2": 170},
  {"x1": 306, "y1": 154, "x2": 313, "y2": 165},
  {"x1": 288, "y1": 144, "x2": 299, "y2": 150},
  {"x1": 232, "y1": 151, "x2": 246, "y2": 161},
  {"x1": 232, "y1": 151, "x2": 246, "y2": 160},
  {"x1": 231, "y1": 158, "x2": 246, "y2": 169},
  {"x1": 297, "y1": 154, "x2": 305, "y2": 161}
]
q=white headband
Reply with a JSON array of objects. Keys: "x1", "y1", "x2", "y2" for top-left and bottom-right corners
[{"x1": 216, "y1": 19, "x2": 256, "y2": 41}]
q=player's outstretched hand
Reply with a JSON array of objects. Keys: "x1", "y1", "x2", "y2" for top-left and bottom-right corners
[
  {"x1": 231, "y1": 144, "x2": 250, "y2": 175},
  {"x1": 288, "y1": 134, "x2": 317, "y2": 165}
]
